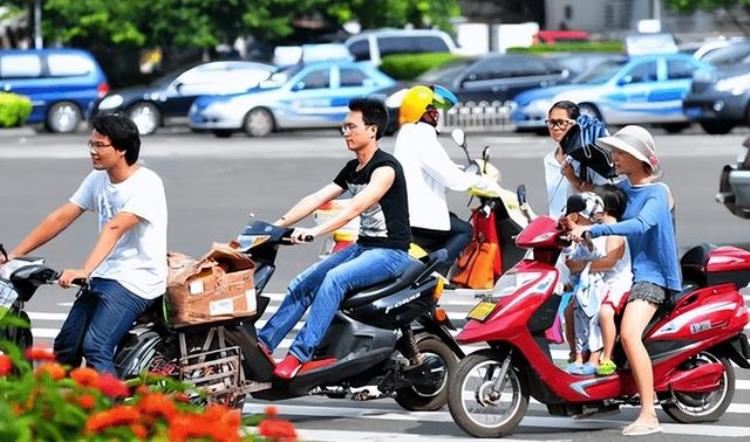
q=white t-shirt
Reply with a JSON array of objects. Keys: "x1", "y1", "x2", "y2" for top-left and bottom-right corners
[{"x1": 70, "y1": 167, "x2": 167, "y2": 299}]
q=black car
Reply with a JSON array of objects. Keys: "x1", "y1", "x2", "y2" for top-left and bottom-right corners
[
  {"x1": 416, "y1": 53, "x2": 571, "y2": 104},
  {"x1": 94, "y1": 61, "x2": 275, "y2": 135},
  {"x1": 378, "y1": 53, "x2": 571, "y2": 133},
  {"x1": 683, "y1": 59, "x2": 750, "y2": 134}
]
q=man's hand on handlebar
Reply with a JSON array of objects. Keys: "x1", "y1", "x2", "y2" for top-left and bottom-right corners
[
  {"x1": 558, "y1": 218, "x2": 592, "y2": 243},
  {"x1": 290, "y1": 227, "x2": 316, "y2": 245},
  {"x1": 58, "y1": 269, "x2": 89, "y2": 289}
]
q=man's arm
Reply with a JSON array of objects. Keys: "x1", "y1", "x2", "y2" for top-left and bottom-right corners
[
  {"x1": 58, "y1": 211, "x2": 141, "y2": 287},
  {"x1": 4, "y1": 203, "x2": 86, "y2": 262},
  {"x1": 274, "y1": 183, "x2": 345, "y2": 227},
  {"x1": 309, "y1": 166, "x2": 394, "y2": 238}
]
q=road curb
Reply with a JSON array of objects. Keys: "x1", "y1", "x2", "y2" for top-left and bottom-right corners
[{"x1": 0, "y1": 126, "x2": 36, "y2": 138}]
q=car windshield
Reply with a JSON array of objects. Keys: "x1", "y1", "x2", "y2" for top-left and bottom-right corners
[
  {"x1": 418, "y1": 59, "x2": 474, "y2": 84},
  {"x1": 573, "y1": 59, "x2": 628, "y2": 84},
  {"x1": 263, "y1": 64, "x2": 304, "y2": 86},
  {"x1": 703, "y1": 42, "x2": 750, "y2": 66}
]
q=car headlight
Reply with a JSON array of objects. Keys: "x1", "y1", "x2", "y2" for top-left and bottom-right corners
[
  {"x1": 715, "y1": 74, "x2": 750, "y2": 95},
  {"x1": 98, "y1": 94, "x2": 123, "y2": 110}
]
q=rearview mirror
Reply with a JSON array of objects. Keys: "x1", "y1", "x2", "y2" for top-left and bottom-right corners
[
  {"x1": 451, "y1": 128, "x2": 466, "y2": 147},
  {"x1": 291, "y1": 81, "x2": 305, "y2": 92}
]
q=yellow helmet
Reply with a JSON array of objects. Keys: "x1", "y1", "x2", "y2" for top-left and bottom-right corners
[{"x1": 398, "y1": 84, "x2": 458, "y2": 127}]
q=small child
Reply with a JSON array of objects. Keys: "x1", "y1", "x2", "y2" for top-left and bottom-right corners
[{"x1": 563, "y1": 186, "x2": 631, "y2": 376}]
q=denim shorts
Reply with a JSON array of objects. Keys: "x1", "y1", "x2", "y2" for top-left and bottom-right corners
[{"x1": 628, "y1": 281, "x2": 668, "y2": 306}]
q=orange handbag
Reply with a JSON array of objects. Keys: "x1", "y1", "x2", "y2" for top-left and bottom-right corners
[{"x1": 451, "y1": 239, "x2": 498, "y2": 290}]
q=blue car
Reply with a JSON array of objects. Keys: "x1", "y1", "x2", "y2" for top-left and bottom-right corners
[
  {"x1": 511, "y1": 53, "x2": 712, "y2": 133},
  {"x1": 189, "y1": 61, "x2": 396, "y2": 137},
  {"x1": 0, "y1": 48, "x2": 108, "y2": 132}
]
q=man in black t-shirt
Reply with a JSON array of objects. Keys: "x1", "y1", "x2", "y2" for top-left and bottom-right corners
[{"x1": 257, "y1": 98, "x2": 413, "y2": 379}]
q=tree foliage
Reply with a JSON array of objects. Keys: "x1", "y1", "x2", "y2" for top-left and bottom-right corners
[
  {"x1": 665, "y1": 0, "x2": 750, "y2": 12},
  {"x1": 6, "y1": 0, "x2": 461, "y2": 49}
]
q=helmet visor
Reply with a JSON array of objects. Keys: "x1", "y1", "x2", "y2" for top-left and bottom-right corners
[{"x1": 432, "y1": 85, "x2": 458, "y2": 110}]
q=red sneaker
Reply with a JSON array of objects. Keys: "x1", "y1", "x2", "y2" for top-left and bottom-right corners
[{"x1": 273, "y1": 354, "x2": 302, "y2": 380}]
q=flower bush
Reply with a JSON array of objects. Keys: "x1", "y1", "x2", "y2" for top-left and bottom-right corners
[{"x1": 0, "y1": 341, "x2": 298, "y2": 441}]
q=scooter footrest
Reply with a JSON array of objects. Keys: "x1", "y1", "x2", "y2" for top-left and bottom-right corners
[{"x1": 300, "y1": 357, "x2": 337, "y2": 373}]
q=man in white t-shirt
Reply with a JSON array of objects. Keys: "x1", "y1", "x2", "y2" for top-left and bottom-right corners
[{"x1": 0, "y1": 115, "x2": 167, "y2": 374}]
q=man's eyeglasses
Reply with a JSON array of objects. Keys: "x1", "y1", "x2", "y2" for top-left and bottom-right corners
[
  {"x1": 87, "y1": 141, "x2": 113, "y2": 151},
  {"x1": 340, "y1": 123, "x2": 373, "y2": 136},
  {"x1": 545, "y1": 118, "x2": 575, "y2": 129}
]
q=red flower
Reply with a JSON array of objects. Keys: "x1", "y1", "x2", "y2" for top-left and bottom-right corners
[
  {"x1": 131, "y1": 423, "x2": 148, "y2": 440},
  {"x1": 76, "y1": 393, "x2": 97, "y2": 410},
  {"x1": 70, "y1": 367, "x2": 100, "y2": 387},
  {"x1": 35, "y1": 362, "x2": 66, "y2": 380},
  {"x1": 96, "y1": 373, "x2": 130, "y2": 398},
  {"x1": 138, "y1": 392, "x2": 177, "y2": 420},
  {"x1": 258, "y1": 418, "x2": 298, "y2": 441},
  {"x1": 85, "y1": 405, "x2": 141, "y2": 433},
  {"x1": 25, "y1": 347, "x2": 56, "y2": 362},
  {"x1": 0, "y1": 354, "x2": 12, "y2": 376},
  {"x1": 265, "y1": 405, "x2": 278, "y2": 418}
]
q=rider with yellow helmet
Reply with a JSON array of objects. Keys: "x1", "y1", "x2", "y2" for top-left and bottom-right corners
[{"x1": 393, "y1": 85, "x2": 501, "y2": 274}]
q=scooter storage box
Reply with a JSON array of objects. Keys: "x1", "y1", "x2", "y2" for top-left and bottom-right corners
[
  {"x1": 681, "y1": 244, "x2": 750, "y2": 288},
  {"x1": 166, "y1": 243, "x2": 256, "y2": 328}
]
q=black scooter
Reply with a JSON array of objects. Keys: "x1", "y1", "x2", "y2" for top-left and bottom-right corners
[{"x1": 114, "y1": 220, "x2": 464, "y2": 410}]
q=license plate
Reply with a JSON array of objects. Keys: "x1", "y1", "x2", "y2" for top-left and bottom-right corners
[{"x1": 467, "y1": 301, "x2": 496, "y2": 321}]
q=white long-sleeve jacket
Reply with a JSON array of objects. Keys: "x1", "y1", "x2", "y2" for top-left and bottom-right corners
[{"x1": 393, "y1": 122, "x2": 484, "y2": 231}]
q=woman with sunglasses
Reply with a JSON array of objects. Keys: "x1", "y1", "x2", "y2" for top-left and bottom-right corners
[{"x1": 544, "y1": 100, "x2": 610, "y2": 219}]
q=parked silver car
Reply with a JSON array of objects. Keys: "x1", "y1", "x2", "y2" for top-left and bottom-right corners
[{"x1": 718, "y1": 136, "x2": 750, "y2": 219}]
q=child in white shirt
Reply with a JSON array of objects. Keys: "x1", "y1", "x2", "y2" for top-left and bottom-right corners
[{"x1": 563, "y1": 186, "x2": 632, "y2": 376}]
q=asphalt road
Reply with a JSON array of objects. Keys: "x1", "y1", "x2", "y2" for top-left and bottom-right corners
[{"x1": 1, "y1": 127, "x2": 749, "y2": 441}]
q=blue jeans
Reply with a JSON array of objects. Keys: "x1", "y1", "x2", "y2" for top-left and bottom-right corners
[
  {"x1": 258, "y1": 244, "x2": 412, "y2": 362},
  {"x1": 53, "y1": 278, "x2": 155, "y2": 374}
]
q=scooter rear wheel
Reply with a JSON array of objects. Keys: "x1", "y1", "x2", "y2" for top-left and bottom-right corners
[
  {"x1": 394, "y1": 336, "x2": 458, "y2": 411},
  {"x1": 448, "y1": 349, "x2": 528, "y2": 438},
  {"x1": 662, "y1": 351, "x2": 734, "y2": 423}
]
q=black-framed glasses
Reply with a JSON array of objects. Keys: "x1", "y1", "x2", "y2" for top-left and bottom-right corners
[
  {"x1": 545, "y1": 118, "x2": 575, "y2": 129},
  {"x1": 87, "y1": 140, "x2": 113, "y2": 151}
]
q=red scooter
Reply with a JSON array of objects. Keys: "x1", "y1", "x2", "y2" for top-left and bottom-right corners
[{"x1": 447, "y1": 189, "x2": 750, "y2": 438}]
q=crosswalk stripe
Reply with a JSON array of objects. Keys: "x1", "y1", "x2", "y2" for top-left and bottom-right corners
[
  {"x1": 290, "y1": 428, "x2": 555, "y2": 442},
  {"x1": 243, "y1": 403, "x2": 750, "y2": 437}
]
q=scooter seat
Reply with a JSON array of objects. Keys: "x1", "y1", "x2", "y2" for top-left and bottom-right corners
[{"x1": 342, "y1": 259, "x2": 426, "y2": 309}]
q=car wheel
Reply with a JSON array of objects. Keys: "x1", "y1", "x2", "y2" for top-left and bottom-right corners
[
  {"x1": 128, "y1": 102, "x2": 161, "y2": 135},
  {"x1": 700, "y1": 121, "x2": 734, "y2": 135},
  {"x1": 46, "y1": 101, "x2": 82, "y2": 133},
  {"x1": 213, "y1": 130, "x2": 233, "y2": 138},
  {"x1": 243, "y1": 108, "x2": 274, "y2": 137},
  {"x1": 578, "y1": 103, "x2": 602, "y2": 121}
]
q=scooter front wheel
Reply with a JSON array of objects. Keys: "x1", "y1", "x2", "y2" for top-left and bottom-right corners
[
  {"x1": 661, "y1": 351, "x2": 735, "y2": 423},
  {"x1": 448, "y1": 349, "x2": 528, "y2": 438}
]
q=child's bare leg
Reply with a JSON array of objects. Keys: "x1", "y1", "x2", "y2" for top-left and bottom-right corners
[
  {"x1": 599, "y1": 304, "x2": 616, "y2": 361},
  {"x1": 565, "y1": 300, "x2": 575, "y2": 361}
]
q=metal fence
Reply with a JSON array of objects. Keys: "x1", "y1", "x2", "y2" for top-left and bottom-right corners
[{"x1": 438, "y1": 100, "x2": 517, "y2": 132}]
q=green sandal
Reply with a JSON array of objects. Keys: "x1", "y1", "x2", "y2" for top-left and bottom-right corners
[{"x1": 597, "y1": 359, "x2": 617, "y2": 376}]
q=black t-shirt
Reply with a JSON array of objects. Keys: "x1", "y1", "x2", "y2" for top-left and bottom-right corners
[{"x1": 333, "y1": 149, "x2": 411, "y2": 250}]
